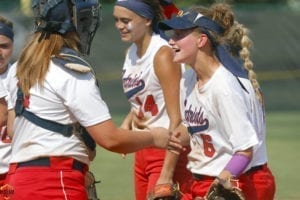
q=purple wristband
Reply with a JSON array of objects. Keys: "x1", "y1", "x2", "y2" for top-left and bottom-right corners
[{"x1": 224, "y1": 154, "x2": 251, "y2": 177}]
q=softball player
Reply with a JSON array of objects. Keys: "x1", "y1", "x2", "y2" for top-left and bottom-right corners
[
  {"x1": 113, "y1": 0, "x2": 192, "y2": 199},
  {"x1": 158, "y1": 3, "x2": 265, "y2": 199},
  {"x1": 3, "y1": 1, "x2": 181, "y2": 199},
  {"x1": 200, "y1": 4, "x2": 276, "y2": 198},
  {"x1": 0, "y1": 79, "x2": 7, "y2": 126},
  {"x1": 193, "y1": 5, "x2": 276, "y2": 199},
  {"x1": 0, "y1": 15, "x2": 14, "y2": 187}
]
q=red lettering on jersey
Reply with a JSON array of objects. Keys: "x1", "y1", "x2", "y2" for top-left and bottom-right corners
[
  {"x1": 144, "y1": 95, "x2": 158, "y2": 116},
  {"x1": 200, "y1": 134, "x2": 215, "y2": 157}
]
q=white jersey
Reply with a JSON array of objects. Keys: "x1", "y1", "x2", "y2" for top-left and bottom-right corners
[
  {"x1": 7, "y1": 61, "x2": 111, "y2": 165},
  {"x1": 0, "y1": 64, "x2": 13, "y2": 109},
  {"x1": 0, "y1": 79, "x2": 6, "y2": 98},
  {"x1": 237, "y1": 77, "x2": 268, "y2": 167},
  {"x1": 181, "y1": 66, "x2": 258, "y2": 176},
  {"x1": 0, "y1": 65, "x2": 11, "y2": 174},
  {"x1": 122, "y1": 34, "x2": 171, "y2": 129}
]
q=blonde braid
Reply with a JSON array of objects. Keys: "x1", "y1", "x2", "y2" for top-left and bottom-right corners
[
  {"x1": 238, "y1": 24, "x2": 263, "y2": 104},
  {"x1": 192, "y1": 3, "x2": 263, "y2": 103},
  {"x1": 221, "y1": 18, "x2": 263, "y2": 104}
]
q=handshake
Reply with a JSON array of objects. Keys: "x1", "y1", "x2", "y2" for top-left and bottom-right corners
[{"x1": 150, "y1": 125, "x2": 189, "y2": 155}]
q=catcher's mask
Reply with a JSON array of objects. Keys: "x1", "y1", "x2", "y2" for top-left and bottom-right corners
[{"x1": 32, "y1": 0, "x2": 101, "y2": 55}]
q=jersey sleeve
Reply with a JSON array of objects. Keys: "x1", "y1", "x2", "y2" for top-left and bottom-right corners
[
  {"x1": 214, "y1": 81, "x2": 258, "y2": 152},
  {"x1": 56, "y1": 70, "x2": 111, "y2": 127}
]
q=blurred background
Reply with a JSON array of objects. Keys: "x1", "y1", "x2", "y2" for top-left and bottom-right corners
[
  {"x1": 2, "y1": 0, "x2": 300, "y2": 113},
  {"x1": 1, "y1": 0, "x2": 300, "y2": 199}
]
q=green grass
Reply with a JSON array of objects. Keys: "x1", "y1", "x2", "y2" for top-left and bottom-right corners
[
  {"x1": 266, "y1": 111, "x2": 300, "y2": 200},
  {"x1": 89, "y1": 111, "x2": 300, "y2": 200},
  {"x1": 89, "y1": 113, "x2": 135, "y2": 200}
]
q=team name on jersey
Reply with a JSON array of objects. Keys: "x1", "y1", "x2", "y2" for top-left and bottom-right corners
[
  {"x1": 185, "y1": 104, "x2": 209, "y2": 135},
  {"x1": 123, "y1": 71, "x2": 145, "y2": 99}
]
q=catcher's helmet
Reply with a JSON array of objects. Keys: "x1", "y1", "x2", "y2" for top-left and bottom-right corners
[{"x1": 32, "y1": 0, "x2": 101, "y2": 55}]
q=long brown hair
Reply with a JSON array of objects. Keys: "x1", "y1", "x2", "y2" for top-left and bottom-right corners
[{"x1": 16, "y1": 32, "x2": 80, "y2": 95}]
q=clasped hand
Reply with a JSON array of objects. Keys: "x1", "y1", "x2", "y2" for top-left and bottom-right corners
[{"x1": 150, "y1": 127, "x2": 185, "y2": 154}]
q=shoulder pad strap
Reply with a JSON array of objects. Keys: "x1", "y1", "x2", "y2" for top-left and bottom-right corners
[{"x1": 52, "y1": 48, "x2": 92, "y2": 73}]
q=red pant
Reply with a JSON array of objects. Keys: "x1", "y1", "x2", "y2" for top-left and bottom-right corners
[
  {"x1": 4, "y1": 157, "x2": 88, "y2": 200},
  {"x1": 0, "y1": 173, "x2": 8, "y2": 200},
  {"x1": 134, "y1": 147, "x2": 193, "y2": 200},
  {"x1": 248, "y1": 164, "x2": 276, "y2": 200},
  {"x1": 0, "y1": 173, "x2": 7, "y2": 186},
  {"x1": 181, "y1": 173, "x2": 256, "y2": 200}
]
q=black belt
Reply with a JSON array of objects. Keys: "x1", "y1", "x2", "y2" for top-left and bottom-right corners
[
  {"x1": 192, "y1": 173, "x2": 215, "y2": 181},
  {"x1": 17, "y1": 157, "x2": 87, "y2": 173},
  {"x1": 246, "y1": 164, "x2": 264, "y2": 174}
]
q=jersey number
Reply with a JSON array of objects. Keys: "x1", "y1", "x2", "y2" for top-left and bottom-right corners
[
  {"x1": 136, "y1": 95, "x2": 158, "y2": 118},
  {"x1": 200, "y1": 134, "x2": 215, "y2": 157}
]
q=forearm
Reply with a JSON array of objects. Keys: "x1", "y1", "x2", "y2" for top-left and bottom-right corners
[
  {"x1": 174, "y1": 123, "x2": 190, "y2": 146},
  {"x1": 219, "y1": 148, "x2": 253, "y2": 180},
  {"x1": 87, "y1": 120, "x2": 173, "y2": 154},
  {"x1": 157, "y1": 151, "x2": 179, "y2": 183},
  {"x1": 0, "y1": 98, "x2": 7, "y2": 127},
  {"x1": 89, "y1": 126, "x2": 153, "y2": 153},
  {"x1": 157, "y1": 123, "x2": 189, "y2": 184},
  {"x1": 7, "y1": 109, "x2": 15, "y2": 138}
]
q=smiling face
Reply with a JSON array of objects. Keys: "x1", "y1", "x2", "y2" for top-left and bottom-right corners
[
  {"x1": 0, "y1": 35, "x2": 13, "y2": 74},
  {"x1": 113, "y1": 5, "x2": 151, "y2": 43},
  {"x1": 167, "y1": 28, "x2": 200, "y2": 66}
]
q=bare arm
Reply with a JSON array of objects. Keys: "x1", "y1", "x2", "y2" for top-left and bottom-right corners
[
  {"x1": 86, "y1": 119, "x2": 183, "y2": 154},
  {"x1": 0, "y1": 97, "x2": 7, "y2": 127},
  {"x1": 154, "y1": 46, "x2": 182, "y2": 130},
  {"x1": 172, "y1": 123, "x2": 190, "y2": 146},
  {"x1": 6, "y1": 109, "x2": 15, "y2": 138},
  {"x1": 153, "y1": 46, "x2": 183, "y2": 184}
]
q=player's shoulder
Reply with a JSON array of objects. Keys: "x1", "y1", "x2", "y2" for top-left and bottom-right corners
[
  {"x1": 213, "y1": 66, "x2": 247, "y2": 97},
  {"x1": 51, "y1": 48, "x2": 92, "y2": 74}
]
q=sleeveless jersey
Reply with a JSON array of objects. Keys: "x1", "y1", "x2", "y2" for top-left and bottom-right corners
[
  {"x1": 7, "y1": 61, "x2": 111, "y2": 165},
  {"x1": 181, "y1": 66, "x2": 258, "y2": 176},
  {"x1": 122, "y1": 34, "x2": 171, "y2": 129}
]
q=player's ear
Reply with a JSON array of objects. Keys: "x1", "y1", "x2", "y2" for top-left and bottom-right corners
[
  {"x1": 197, "y1": 33, "x2": 209, "y2": 48},
  {"x1": 145, "y1": 18, "x2": 152, "y2": 28}
]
